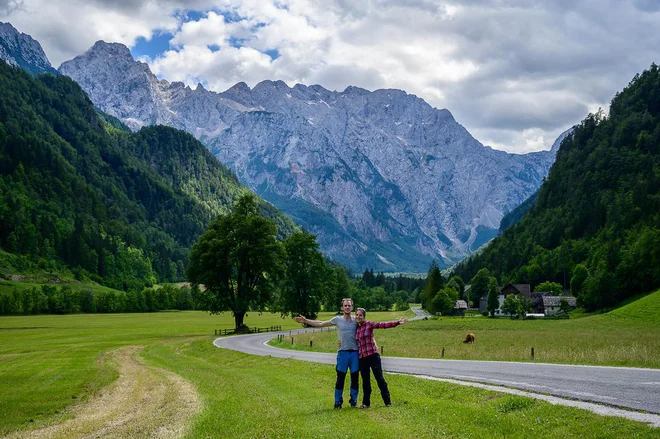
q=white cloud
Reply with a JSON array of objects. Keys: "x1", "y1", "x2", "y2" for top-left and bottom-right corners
[
  {"x1": 170, "y1": 11, "x2": 230, "y2": 48},
  {"x1": 0, "y1": 0, "x2": 182, "y2": 65},
  {"x1": 2, "y1": 0, "x2": 659, "y2": 153}
]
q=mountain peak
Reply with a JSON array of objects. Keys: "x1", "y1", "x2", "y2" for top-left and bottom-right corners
[
  {"x1": 87, "y1": 40, "x2": 132, "y2": 59},
  {"x1": 226, "y1": 81, "x2": 251, "y2": 94},
  {"x1": 343, "y1": 85, "x2": 369, "y2": 95},
  {"x1": 253, "y1": 79, "x2": 289, "y2": 92},
  {"x1": 0, "y1": 21, "x2": 56, "y2": 75}
]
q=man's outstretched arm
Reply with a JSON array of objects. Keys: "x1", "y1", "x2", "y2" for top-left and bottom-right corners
[{"x1": 295, "y1": 315, "x2": 334, "y2": 327}]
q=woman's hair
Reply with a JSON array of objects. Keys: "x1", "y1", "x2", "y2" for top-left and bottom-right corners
[{"x1": 356, "y1": 307, "x2": 366, "y2": 317}]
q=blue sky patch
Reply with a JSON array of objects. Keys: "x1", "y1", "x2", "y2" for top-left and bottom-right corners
[
  {"x1": 265, "y1": 49, "x2": 280, "y2": 60},
  {"x1": 217, "y1": 9, "x2": 243, "y2": 23},
  {"x1": 183, "y1": 9, "x2": 206, "y2": 22},
  {"x1": 131, "y1": 31, "x2": 173, "y2": 59},
  {"x1": 228, "y1": 36, "x2": 248, "y2": 48}
]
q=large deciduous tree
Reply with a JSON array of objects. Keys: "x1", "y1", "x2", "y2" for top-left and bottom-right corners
[
  {"x1": 534, "y1": 281, "x2": 563, "y2": 295},
  {"x1": 187, "y1": 193, "x2": 283, "y2": 330},
  {"x1": 278, "y1": 231, "x2": 326, "y2": 319},
  {"x1": 468, "y1": 268, "x2": 491, "y2": 307},
  {"x1": 432, "y1": 286, "x2": 459, "y2": 316},
  {"x1": 447, "y1": 275, "x2": 466, "y2": 300}
]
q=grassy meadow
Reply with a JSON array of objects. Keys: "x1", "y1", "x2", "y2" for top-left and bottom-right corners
[
  {"x1": 0, "y1": 293, "x2": 658, "y2": 438},
  {"x1": 0, "y1": 278, "x2": 123, "y2": 295},
  {"x1": 276, "y1": 290, "x2": 660, "y2": 368}
]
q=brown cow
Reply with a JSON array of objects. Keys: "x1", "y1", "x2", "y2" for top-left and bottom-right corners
[{"x1": 463, "y1": 333, "x2": 475, "y2": 343}]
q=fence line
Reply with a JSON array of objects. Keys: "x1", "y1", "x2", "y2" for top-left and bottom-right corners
[{"x1": 214, "y1": 325, "x2": 282, "y2": 336}]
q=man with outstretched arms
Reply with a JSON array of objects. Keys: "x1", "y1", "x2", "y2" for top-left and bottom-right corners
[{"x1": 295, "y1": 298, "x2": 359, "y2": 409}]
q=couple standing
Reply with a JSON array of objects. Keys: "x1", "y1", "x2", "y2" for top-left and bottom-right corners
[{"x1": 295, "y1": 298, "x2": 407, "y2": 409}]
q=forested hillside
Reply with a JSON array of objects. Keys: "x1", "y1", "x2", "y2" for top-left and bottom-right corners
[
  {"x1": 453, "y1": 64, "x2": 660, "y2": 310},
  {"x1": 0, "y1": 61, "x2": 297, "y2": 291}
]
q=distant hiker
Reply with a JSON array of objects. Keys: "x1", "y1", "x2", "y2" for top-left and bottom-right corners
[
  {"x1": 355, "y1": 307, "x2": 407, "y2": 408},
  {"x1": 463, "y1": 332, "x2": 475, "y2": 343},
  {"x1": 296, "y1": 298, "x2": 359, "y2": 409}
]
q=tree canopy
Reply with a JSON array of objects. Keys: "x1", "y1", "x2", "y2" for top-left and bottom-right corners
[
  {"x1": 187, "y1": 193, "x2": 284, "y2": 330},
  {"x1": 277, "y1": 231, "x2": 327, "y2": 319}
]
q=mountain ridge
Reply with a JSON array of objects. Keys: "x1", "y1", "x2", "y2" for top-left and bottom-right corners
[
  {"x1": 0, "y1": 25, "x2": 564, "y2": 271},
  {"x1": 57, "y1": 39, "x2": 560, "y2": 271}
]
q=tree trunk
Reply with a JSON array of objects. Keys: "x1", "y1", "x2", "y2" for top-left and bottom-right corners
[{"x1": 234, "y1": 312, "x2": 246, "y2": 331}]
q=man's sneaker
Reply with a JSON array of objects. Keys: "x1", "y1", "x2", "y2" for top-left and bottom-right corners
[
  {"x1": 349, "y1": 398, "x2": 357, "y2": 408},
  {"x1": 385, "y1": 403, "x2": 392, "y2": 407},
  {"x1": 359, "y1": 404, "x2": 370, "y2": 409},
  {"x1": 334, "y1": 402, "x2": 342, "y2": 409}
]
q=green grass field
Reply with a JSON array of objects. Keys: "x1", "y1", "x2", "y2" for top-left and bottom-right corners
[
  {"x1": 0, "y1": 278, "x2": 122, "y2": 295},
  {"x1": 276, "y1": 290, "x2": 660, "y2": 368},
  {"x1": 0, "y1": 293, "x2": 659, "y2": 438}
]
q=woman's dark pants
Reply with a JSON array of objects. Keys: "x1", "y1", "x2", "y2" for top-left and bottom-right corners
[{"x1": 359, "y1": 353, "x2": 391, "y2": 406}]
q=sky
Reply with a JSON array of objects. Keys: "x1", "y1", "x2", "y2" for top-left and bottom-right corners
[{"x1": 2, "y1": 0, "x2": 659, "y2": 153}]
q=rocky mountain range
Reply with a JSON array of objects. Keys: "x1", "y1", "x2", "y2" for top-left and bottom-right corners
[
  {"x1": 0, "y1": 23, "x2": 564, "y2": 272},
  {"x1": 0, "y1": 22, "x2": 56, "y2": 76}
]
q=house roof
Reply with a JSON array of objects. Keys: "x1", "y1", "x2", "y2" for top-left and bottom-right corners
[
  {"x1": 454, "y1": 300, "x2": 468, "y2": 309},
  {"x1": 515, "y1": 284, "x2": 531, "y2": 296},
  {"x1": 542, "y1": 296, "x2": 577, "y2": 307},
  {"x1": 500, "y1": 283, "x2": 531, "y2": 297},
  {"x1": 529, "y1": 291, "x2": 552, "y2": 305}
]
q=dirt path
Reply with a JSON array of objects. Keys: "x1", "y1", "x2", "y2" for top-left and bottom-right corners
[{"x1": 8, "y1": 346, "x2": 200, "y2": 439}]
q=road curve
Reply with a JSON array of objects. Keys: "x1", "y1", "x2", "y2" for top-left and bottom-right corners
[{"x1": 214, "y1": 308, "x2": 660, "y2": 427}]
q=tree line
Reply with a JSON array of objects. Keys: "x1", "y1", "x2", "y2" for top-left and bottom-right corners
[
  {"x1": 0, "y1": 284, "x2": 200, "y2": 315},
  {"x1": 1, "y1": 192, "x2": 417, "y2": 321},
  {"x1": 360, "y1": 268, "x2": 426, "y2": 294}
]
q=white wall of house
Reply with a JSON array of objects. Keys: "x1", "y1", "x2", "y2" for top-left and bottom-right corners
[{"x1": 545, "y1": 306, "x2": 560, "y2": 316}]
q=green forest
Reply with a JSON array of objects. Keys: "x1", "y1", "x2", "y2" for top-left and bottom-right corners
[
  {"x1": 0, "y1": 61, "x2": 297, "y2": 292},
  {"x1": 453, "y1": 64, "x2": 660, "y2": 310}
]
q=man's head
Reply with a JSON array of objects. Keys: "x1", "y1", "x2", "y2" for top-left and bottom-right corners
[{"x1": 341, "y1": 298, "x2": 353, "y2": 315}]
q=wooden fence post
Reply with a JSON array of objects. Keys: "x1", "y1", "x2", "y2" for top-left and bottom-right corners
[
  {"x1": 531, "y1": 347, "x2": 535, "y2": 360},
  {"x1": 442, "y1": 347, "x2": 445, "y2": 358}
]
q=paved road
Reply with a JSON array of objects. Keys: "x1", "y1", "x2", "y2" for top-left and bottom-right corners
[{"x1": 214, "y1": 308, "x2": 660, "y2": 425}]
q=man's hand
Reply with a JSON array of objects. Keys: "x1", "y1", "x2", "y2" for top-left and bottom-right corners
[{"x1": 295, "y1": 315, "x2": 307, "y2": 324}]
